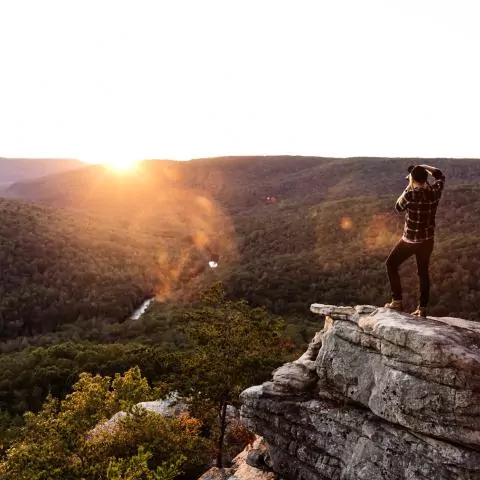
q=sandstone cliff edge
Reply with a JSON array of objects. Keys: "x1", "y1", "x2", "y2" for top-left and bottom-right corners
[{"x1": 240, "y1": 305, "x2": 480, "y2": 480}]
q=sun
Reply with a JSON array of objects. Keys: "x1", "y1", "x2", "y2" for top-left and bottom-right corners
[
  {"x1": 103, "y1": 158, "x2": 139, "y2": 173},
  {"x1": 82, "y1": 155, "x2": 140, "y2": 173}
]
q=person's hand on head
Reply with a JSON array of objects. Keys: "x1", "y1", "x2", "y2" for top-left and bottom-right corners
[
  {"x1": 406, "y1": 165, "x2": 415, "y2": 189},
  {"x1": 405, "y1": 165, "x2": 415, "y2": 190}
]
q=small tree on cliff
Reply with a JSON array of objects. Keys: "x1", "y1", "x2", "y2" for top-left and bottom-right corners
[{"x1": 178, "y1": 282, "x2": 287, "y2": 467}]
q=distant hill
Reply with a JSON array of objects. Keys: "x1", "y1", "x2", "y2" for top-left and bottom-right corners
[
  {"x1": 0, "y1": 157, "x2": 84, "y2": 193},
  {"x1": 6, "y1": 156, "x2": 480, "y2": 214},
  {"x1": 177, "y1": 156, "x2": 480, "y2": 211}
]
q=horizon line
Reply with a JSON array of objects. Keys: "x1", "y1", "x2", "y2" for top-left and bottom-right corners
[{"x1": 2, "y1": 154, "x2": 480, "y2": 163}]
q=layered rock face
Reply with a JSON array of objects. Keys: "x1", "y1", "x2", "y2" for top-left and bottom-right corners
[{"x1": 240, "y1": 305, "x2": 480, "y2": 480}]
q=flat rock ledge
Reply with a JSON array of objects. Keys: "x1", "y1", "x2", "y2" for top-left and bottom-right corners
[{"x1": 240, "y1": 304, "x2": 480, "y2": 480}]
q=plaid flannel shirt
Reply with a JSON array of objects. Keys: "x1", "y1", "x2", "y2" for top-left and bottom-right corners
[{"x1": 395, "y1": 170, "x2": 445, "y2": 243}]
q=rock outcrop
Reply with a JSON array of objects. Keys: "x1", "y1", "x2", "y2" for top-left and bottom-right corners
[
  {"x1": 240, "y1": 305, "x2": 480, "y2": 480},
  {"x1": 88, "y1": 392, "x2": 188, "y2": 438}
]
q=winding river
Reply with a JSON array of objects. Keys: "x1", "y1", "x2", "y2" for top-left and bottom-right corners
[
  {"x1": 130, "y1": 298, "x2": 155, "y2": 320},
  {"x1": 130, "y1": 260, "x2": 218, "y2": 320}
]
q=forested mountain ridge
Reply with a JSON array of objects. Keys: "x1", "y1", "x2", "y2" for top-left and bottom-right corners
[
  {"x1": 6, "y1": 156, "x2": 480, "y2": 213},
  {"x1": 184, "y1": 156, "x2": 480, "y2": 211}
]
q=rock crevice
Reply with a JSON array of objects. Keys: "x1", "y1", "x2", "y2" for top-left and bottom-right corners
[{"x1": 240, "y1": 305, "x2": 480, "y2": 480}]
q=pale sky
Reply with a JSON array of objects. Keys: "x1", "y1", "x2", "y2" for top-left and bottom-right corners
[{"x1": 0, "y1": 0, "x2": 479, "y2": 163}]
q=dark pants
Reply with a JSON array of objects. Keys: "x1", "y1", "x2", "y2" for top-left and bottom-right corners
[{"x1": 385, "y1": 238, "x2": 434, "y2": 307}]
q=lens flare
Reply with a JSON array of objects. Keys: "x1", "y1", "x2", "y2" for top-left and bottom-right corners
[
  {"x1": 150, "y1": 185, "x2": 237, "y2": 301},
  {"x1": 340, "y1": 216, "x2": 353, "y2": 230},
  {"x1": 364, "y1": 213, "x2": 398, "y2": 251}
]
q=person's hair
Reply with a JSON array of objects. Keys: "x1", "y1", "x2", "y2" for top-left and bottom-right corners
[
  {"x1": 408, "y1": 165, "x2": 429, "y2": 188},
  {"x1": 409, "y1": 165, "x2": 428, "y2": 183},
  {"x1": 410, "y1": 175, "x2": 429, "y2": 189}
]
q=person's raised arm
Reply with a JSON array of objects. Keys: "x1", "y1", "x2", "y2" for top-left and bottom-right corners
[
  {"x1": 419, "y1": 164, "x2": 445, "y2": 194},
  {"x1": 418, "y1": 164, "x2": 444, "y2": 180}
]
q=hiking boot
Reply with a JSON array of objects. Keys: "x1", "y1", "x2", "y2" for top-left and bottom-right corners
[
  {"x1": 384, "y1": 299, "x2": 403, "y2": 311},
  {"x1": 411, "y1": 307, "x2": 427, "y2": 318}
]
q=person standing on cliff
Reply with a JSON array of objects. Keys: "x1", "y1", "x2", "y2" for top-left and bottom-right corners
[{"x1": 384, "y1": 164, "x2": 446, "y2": 317}]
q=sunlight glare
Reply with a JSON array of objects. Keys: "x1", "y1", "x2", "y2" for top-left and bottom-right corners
[
  {"x1": 104, "y1": 158, "x2": 139, "y2": 173},
  {"x1": 82, "y1": 155, "x2": 140, "y2": 173}
]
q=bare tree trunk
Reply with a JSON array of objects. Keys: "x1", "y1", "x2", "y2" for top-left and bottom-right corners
[{"x1": 216, "y1": 399, "x2": 228, "y2": 468}]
